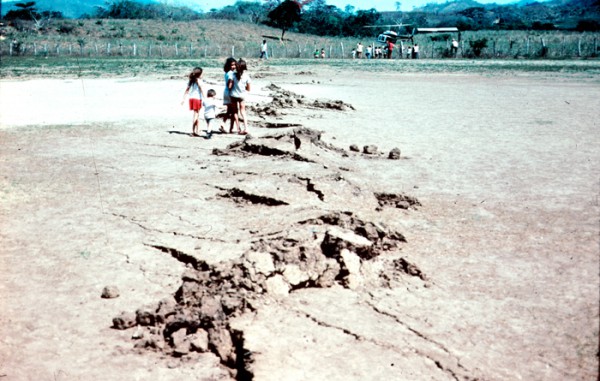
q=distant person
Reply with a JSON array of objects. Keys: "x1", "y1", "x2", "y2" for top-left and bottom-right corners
[
  {"x1": 366, "y1": 45, "x2": 372, "y2": 59},
  {"x1": 351, "y1": 48, "x2": 356, "y2": 59},
  {"x1": 320, "y1": 48, "x2": 325, "y2": 59},
  {"x1": 386, "y1": 40, "x2": 394, "y2": 59},
  {"x1": 451, "y1": 38, "x2": 459, "y2": 57},
  {"x1": 202, "y1": 89, "x2": 220, "y2": 139},
  {"x1": 229, "y1": 58, "x2": 251, "y2": 135},
  {"x1": 406, "y1": 45, "x2": 412, "y2": 59},
  {"x1": 221, "y1": 57, "x2": 237, "y2": 133},
  {"x1": 413, "y1": 43, "x2": 420, "y2": 59},
  {"x1": 181, "y1": 67, "x2": 205, "y2": 137},
  {"x1": 260, "y1": 39, "x2": 268, "y2": 59},
  {"x1": 356, "y1": 42, "x2": 363, "y2": 58},
  {"x1": 314, "y1": 49, "x2": 319, "y2": 58}
]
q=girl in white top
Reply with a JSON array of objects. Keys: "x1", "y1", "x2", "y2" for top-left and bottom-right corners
[
  {"x1": 228, "y1": 59, "x2": 251, "y2": 135},
  {"x1": 181, "y1": 67, "x2": 205, "y2": 137}
]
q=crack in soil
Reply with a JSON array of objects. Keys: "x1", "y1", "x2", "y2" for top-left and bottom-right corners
[{"x1": 365, "y1": 300, "x2": 472, "y2": 380}]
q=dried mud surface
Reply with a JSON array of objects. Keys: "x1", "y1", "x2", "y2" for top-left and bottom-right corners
[{"x1": 0, "y1": 64, "x2": 599, "y2": 381}]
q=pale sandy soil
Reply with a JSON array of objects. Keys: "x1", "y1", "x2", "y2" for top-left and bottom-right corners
[{"x1": 0, "y1": 63, "x2": 599, "y2": 380}]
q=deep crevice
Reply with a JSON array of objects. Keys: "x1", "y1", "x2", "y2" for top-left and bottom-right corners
[
  {"x1": 146, "y1": 244, "x2": 210, "y2": 271},
  {"x1": 221, "y1": 187, "x2": 289, "y2": 206},
  {"x1": 232, "y1": 329, "x2": 254, "y2": 381}
]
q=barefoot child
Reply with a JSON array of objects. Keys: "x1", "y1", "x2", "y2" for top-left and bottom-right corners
[
  {"x1": 181, "y1": 67, "x2": 205, "y2": 137},
  {"x1": 202, "y1": 89, "x2": 220, "y2": 139},
  {"x1": 229, "y1": 58, "x2": 251, "y2": 135}
]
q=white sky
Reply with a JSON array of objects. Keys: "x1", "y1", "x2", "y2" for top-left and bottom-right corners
[{"x1": 194, "y1": 0, "x2": 532, "y2": 12}]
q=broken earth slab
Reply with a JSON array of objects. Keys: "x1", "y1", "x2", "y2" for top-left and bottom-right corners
[{"x1": 112, "y1": 210, "x2": 427, "y2": 377}]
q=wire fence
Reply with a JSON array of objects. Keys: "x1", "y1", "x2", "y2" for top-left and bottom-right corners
[{"x1": 2, "y1": 33, "x2": 599, "y2": 59}]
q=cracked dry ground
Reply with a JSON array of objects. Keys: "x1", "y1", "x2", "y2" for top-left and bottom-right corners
[
  {"x1": 110, "y1": 127, "x2": 457, "y2": 380},
  {"x1": 1, "y1": 73, "x2": 598, "y2": 381}
]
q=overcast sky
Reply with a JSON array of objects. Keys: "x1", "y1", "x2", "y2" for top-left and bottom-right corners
[{"x1": 194, "y1": 0, "x2": 535, "y2": 12}]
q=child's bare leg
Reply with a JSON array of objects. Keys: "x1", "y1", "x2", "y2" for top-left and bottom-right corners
[
  {"x1": 193, "y1": 111, "x2": 200, "y2": 136},
  {"x1": 240, "y1": 101, "x2": 248, "y2": 132},
  {"x1": 230, "y1": 103, "x2": 241, "y2": 133},
  {"x1": 227, "y1": 105, "x2": 235, "y2": 133}
]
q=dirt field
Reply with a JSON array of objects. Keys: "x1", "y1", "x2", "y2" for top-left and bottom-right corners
[{"x1": 1, "y1": 61, "x2": 598, "y2": 380}]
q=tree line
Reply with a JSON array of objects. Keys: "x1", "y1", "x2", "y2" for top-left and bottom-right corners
[{"x1": 3, "y1": 0, "x2": 599, "y2": 39}]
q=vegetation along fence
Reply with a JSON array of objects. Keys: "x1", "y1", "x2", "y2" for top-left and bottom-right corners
[{"x1": 2, "y1": 31, "x2": 599, "y2": 59}]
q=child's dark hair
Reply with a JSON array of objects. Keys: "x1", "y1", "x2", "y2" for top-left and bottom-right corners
[
  {"x1": 207, "y1": 89, "x2": 216, "y2": 97},
  {"x1": 187, "y1": 67, "x2": 202, "y2": 87},
  {"x1": 235, "y1": 59, "x2": 247, "y2": 79},
  {"x1": 223, "y1": 57, "x2": 236, "y2": 72}
]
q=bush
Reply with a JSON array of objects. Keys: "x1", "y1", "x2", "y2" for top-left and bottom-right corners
[
  {"x1": 57, "y1": 23, "x2": 76, "y2": 34},
  {"x1": 467, "y1": 37, "x2": 488, "y2": 58},
  {"x1": 576, "y1": 19, "x2": 600, "y2": 32}
]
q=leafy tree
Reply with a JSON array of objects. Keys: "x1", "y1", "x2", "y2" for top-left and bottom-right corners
[
  {"x1": 531, "y1": 21, "x2": 555, "y2": 30},
  {"x1": 576, "y1": 19, "x2": 600, "y2": 32},
  {"x1": 5, "y1": 1, "x2": 39, "y2": 21},
  {"x1": 94, "y1": 1, "x2": 199, "y2": 21},
  {"x1": 342, "y1": 9, "x2": 380, "y2": 37},
  {"x1": 298, "y1": 0, "x2": 344, "y2": 36},
  {"x1": 265, "y1": 0, "x2": 313, "y2": 40},
  {"x1": 209, "y1": 1, "x2": 267, "y2": 23}
]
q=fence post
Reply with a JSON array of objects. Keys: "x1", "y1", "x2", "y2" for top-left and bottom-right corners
[
  {"x1": 160, "y1": 45, "x2": 163, "y2": 57},
  {"x1": 189, "y1": 43, "x2": 192, "y2": 56},
  {"x1": 44, "y1": 44, "x2": 48, "y2": 56},
  {"x1": 204, "y1": 46, "x2": 207, "y2": 57},
  {"x1": 175, "y1": 43, "x2": 178, "y2": 56},
  {"x1": 107, "y1": 42, "x2": 111, "y2": 55},
  {"x1": 340, "y1": 42, "x2": 344, "y2": 58},
  {"x1": 526, "y1": 37, "x2": 530, "y2": 56},
  {"x1": 578, "y1": 37, "x2": 582, "y2": 57},
  {"x1": 148, "y1": 44, "x2": 152, "y2": 57},
  {"x1": 133, "y1": 43, "x2": 136, "y2": 56},
  {"x1": 34, "y1": 42, "x2": 37, "y2": 55},
  {"x1": 94, "y1": 43, "x2": 98, "y2": 55},
  {"x1": 541, "y1": 37, "x2": 546, "y2": 57},
  {"x1": 232, "y1": 46, "x2": 235, "y2": 57}
]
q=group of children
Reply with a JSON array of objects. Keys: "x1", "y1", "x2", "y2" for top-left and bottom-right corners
[{"x1": 181, "y1": 57, "x2": 251, "y2": 139}]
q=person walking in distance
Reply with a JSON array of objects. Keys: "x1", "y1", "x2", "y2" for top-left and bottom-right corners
[
  {"x1": 260, "y1": 39, "x2": 268, "y2": 59},
  {"x1": 413, "y1": 43, "x2": 420, "y2": 59},
  {"x1": 386, "y1": 40, "x2": 395, "y2": 59},
  {"x1": 356, "y1": 42, "x2": 363, "y2": 58},
  {"x1": 451, "y1": 38, "x2": 459, "y2": 57},
  {"x1": 181, "y1": 67, "x2": 205, "y2": 137}
]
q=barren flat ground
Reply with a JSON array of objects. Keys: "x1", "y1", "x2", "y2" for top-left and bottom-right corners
[{"x1": 1, "y1": 60, "x2": 599, "y2": 380}]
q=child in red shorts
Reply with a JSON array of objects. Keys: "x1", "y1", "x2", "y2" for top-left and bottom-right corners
[{"x1": 181, "y1": 67, "x2": 205, "y2": 137}]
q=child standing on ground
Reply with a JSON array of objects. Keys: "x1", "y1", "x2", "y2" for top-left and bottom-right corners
[
  {"x1": 222, "y1": 57, "x2": 237, "y2": 133},
  {"x1": 202, "y1": 89, "x2": 219, "y2": 139},
  {"x1": 181, "y1": 67, "x2": 205, "y2": 137},
  {"x1": 229, "y1": 58, "x2": 251, "y2": 135}
]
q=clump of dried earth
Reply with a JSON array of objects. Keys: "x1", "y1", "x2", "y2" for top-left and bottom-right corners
[{"x1": 112, "y1": 123, "x2": 425, "y2": 378}]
